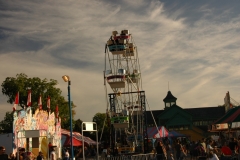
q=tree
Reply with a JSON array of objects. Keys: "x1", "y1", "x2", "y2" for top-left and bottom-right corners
[
  {"x1": 73, "y1": 119, "x2": 83, "y2": 133},
  {"x1": 0, "y1": 73, "x2": 76, "y2": 131},
  {"x1": 0, "y1": 112, "x2": 13, "y2": 133},
  {"x1": 92, "y1": 112, "x2": 110, "y2": 142}
]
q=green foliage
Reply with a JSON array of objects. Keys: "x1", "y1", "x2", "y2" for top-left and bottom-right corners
[
  {"x1": 92, "y1": 112, "x2": 110, "y2": 142},
  {"x1": 0, "y1": 112, "x2": 13, "y2": 133},
  {"x1": 0, "y1": 73, "x2": 77, "y2": 130},
  {"x1": 74, "y1": 119, "x2": 83, "y2": 133}
]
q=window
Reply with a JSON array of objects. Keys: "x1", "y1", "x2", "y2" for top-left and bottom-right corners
[
  {"x1": 193, "y1": 121, "x2": 199, "y2": 126},
  {"x1": 202, "y1": 121, "x2": 208, "y2": 125},
  {"x1": 179, "y1": 126, "x2": 184, "y2": 130},
  {"x1": 166, "y1": 102, "x2": 170, "y2": 107}
]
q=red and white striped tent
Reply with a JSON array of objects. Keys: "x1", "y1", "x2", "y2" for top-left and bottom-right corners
[
  {"x1": 61, "y1": 129, "x2": 97, "y2": 146},
  {"x1": 147, "y1": 126, "x2": 169, "y2": 138}
]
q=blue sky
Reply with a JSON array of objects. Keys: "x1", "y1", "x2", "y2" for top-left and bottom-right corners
[{"x1": 0, "y1": 0, "x2": 240, "y2": 121}]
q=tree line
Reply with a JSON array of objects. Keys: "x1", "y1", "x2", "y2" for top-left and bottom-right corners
[{"x1": 0, "y1": 73, "x2": 110, "y2": 142}]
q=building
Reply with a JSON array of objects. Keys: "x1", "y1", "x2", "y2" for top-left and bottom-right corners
[{"x1": 146, "y1": 90, "x2": 226, "y2": 141}]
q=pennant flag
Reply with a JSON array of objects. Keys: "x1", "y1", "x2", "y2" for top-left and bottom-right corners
[
  {"x1": 38, "y1": 95, "x2": 42, "y2": 110},
  {"x1": 55, "y1": 105, "x2": 59, "y2": 118},
  {"x1": 27, "y1": 90, "x2": 31, "y2": 107},
  {"x1": 13, "y1": 92, "x2": 19, "y2": 111},
  {"x1": 47, "y1": 96, "x2": 51, "y2": 111},
  {"x1": 56, "y1": 105, "x2": 60, "y2": 123}
]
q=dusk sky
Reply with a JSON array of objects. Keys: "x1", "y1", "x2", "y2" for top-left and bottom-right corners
[{"x1": 1, "y1": 0, "x2": 240, "y2": 121}]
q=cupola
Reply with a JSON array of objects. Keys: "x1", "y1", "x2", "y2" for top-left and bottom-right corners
[{"x1": 163, "y1": 91, "x2": 177, "y2": 108}]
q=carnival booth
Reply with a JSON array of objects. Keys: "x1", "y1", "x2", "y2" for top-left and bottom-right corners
[
  {"x1": 210, "y1": 106, "x2": 240, "y2": 134},
  {"x1": 147, "y1": 126, "x2": 169, "y2": 139},
  {"x1": 12, "y1": 91, "x2": 61, "y2": 159}
]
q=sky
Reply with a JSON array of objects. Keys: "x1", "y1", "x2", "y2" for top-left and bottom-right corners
[{"x1": 0, "y1": 0, "x2": 240, "y2": 122}]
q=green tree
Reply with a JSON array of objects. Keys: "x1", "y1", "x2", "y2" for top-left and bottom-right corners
[
  {"x1": 0, "y1": 112, "x2": 13, "y2": 133},
  {"x1": 0, "y1": 73, "x2": 76, "y2": 131},
  {"x1": 73, "y1": 119, "x2": 83, "y2": 133},
  {"x1": 92, "y1": 112, "x2": 110, "y2": 142}
]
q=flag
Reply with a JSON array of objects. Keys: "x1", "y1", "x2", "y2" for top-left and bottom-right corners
[
  {"x1": 47, "y1": 96, "x2": 50, "y2": 111},
  {"x1": 55, "y1": 105, "x2": 60, "y2": 123},
  {"x1": 55, "y1": 105, "x2": 59, "y2": 118},
  {"x1": 38, "y1": 95, "x2": 42, "y2": 110},
  {"x1": 13, "y1": 92, "x2": 19, "y2": 111},
  {"x1": 27, "y1": 90, "x2": 31, "y2": 107}
]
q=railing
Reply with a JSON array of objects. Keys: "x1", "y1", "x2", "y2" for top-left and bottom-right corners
[{"x1": 76, "y1": 153, "x2": 155, "y2": 160}]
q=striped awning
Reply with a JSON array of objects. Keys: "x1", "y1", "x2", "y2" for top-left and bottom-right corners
[
  {"x1": 61, "y1": 129, "x2": 97, "y2": 145},
  {"x1": 147, "y1": 126, "x2": 169, "y2": 138},
  {"x1": 214, "y1": 106, "x2": 240, "y2": 124}
]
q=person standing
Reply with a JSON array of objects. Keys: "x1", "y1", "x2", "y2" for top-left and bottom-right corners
[
  {"x1": 208, "y1": 151, "x2": 219, "y2": 160},
  {"x1": 229, "y1": 138, "x2": 238, "y2": 153},
  {"x1": 201, "y1": 138, "x2": 206, "y2": 154},
  {"x1": 37, "y1": 151, "x2": 44, "y2": 160},
  {"x1": 89, "y1": 145, "x2": 97, "y2": 158},
  {"x1": 64, "y1": 149, "x2": 70, "y2": 160},
  {"x1": 9, "y1": 153, "x2": 15, "y2": 160},
  {"x1": 84, "y1": 146, "x2": 91, "y2": 158},
  {"x1": 154, "y1": 140, "x2": 167, "y2": 160},
  {"x1": 165, "y1": 140, "x2": 173, "y2": 160},
  {"x1": 0, "y1": 146, "x2": 8, "y2": 160},
  {"x1": 237, "y1": 140, "x2": 240, "y2": 160},
  {"x1": 175, "y1": 139, "x2": 181, "y2": 160},
  {"x1": 207, "y1": 140, "x2": 214, "y2": 154},
  {"x1": 50, "y1": 147, "x2": 57, "y2": 160},
  {"x1": 48, "y1": 142, "x2": 53, "y2": 158}
]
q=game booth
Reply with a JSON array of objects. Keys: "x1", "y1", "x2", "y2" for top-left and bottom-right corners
[{"x1": 12, "y1": 91, "x2": 61, "y2": 159}]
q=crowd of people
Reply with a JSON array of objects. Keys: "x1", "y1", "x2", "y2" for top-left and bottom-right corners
[
  {"x1": 153, "y1": 136, "x2": 240, "y2": 160},
  {"x1": 0, "y1": 146, "x2": 44, "y2": 160},
  {"x1": 0, "y1": 144, "x2": 98, "y2": 160},
  {"x1": 2, "y1": 136, "x2": 240, "y2": 160},
  {"x1": 73, "y1": 145, "x2": 97, "y2": 159}
]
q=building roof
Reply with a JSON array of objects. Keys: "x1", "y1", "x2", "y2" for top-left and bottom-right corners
[
  {"x1": 214, "y1": 106, "x2": 240, "y2": 124},
  {"x1": 145, "y1": 106, "x2": 226, "y2": 125},
  {"x1": 163, "y1": 91, "x2": 177, "y2": 102},
  {"x1": 184, "y1": 106, "x2": 225, "y2": 121},
  {"x1": 146, "y1": 110, "x2": 164, "y2": 125}
]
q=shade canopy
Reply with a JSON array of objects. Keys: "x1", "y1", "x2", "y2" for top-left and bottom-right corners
[
  {"x1": 168, "y1": 131, "x2": 188, "y2": 137},
  {"x1": 63, "y1": 137, "x2": 82, "y2": 146},
  {"x1": 61, "y1": 129, "x2": 97, "y2": 145},
  {"x1": 147, "y1": 126, "x2": 169, "y2": 138},
  {"x1": 214, "y1": 106, "x2": 240, "y2": 124}
]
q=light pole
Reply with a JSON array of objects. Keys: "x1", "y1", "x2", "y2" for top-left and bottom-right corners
[{"x1": 62, "y1": 75, "x2": 74, "y2": 160}]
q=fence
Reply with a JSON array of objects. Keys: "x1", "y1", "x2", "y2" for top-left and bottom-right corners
[{"x1": 77, "y1": 153, "x2": 155, "y2": 160}]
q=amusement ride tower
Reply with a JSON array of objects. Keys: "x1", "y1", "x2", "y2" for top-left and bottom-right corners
[{"x1": 104, "y1": 30, "x2": 148, "y2": 154}]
